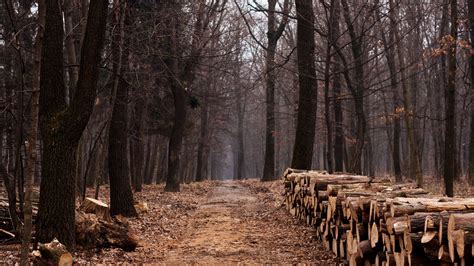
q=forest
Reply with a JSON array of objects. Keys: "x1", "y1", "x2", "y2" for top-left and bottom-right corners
[{"x1": 1, "y1": 0, "x2": 474, "y2": 265}]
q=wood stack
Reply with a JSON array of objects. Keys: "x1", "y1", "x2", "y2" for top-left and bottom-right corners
[{"x1": 283, "y1": 168, "x2": 474, "y2": 266}]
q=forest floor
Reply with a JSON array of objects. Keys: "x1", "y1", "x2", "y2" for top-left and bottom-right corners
[
  {"x1": 1, "y1": 176, "x2": 471, "y2": 264},
  {"x1": 0, "y1": 179, "x2": 338, "y2": 264}
]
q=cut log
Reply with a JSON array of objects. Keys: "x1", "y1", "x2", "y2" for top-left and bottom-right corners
[
  {"x1": 282, "y1": 167, "x2": 474, "y2": 266},
  {"x1": 36, "y1": 238, "x2": 73, "y2": 265},
  {"x1": 448, "y1": 213, "x2": 474, "y2": 262}
]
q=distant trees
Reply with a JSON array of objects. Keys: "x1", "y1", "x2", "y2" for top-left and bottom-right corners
[{"x1": 4, "y1": 3, "x2": 474, "y2": 256}]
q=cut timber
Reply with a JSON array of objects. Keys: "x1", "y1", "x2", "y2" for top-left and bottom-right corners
[
  {"x1": 36, "y1": 238, "x2": 73, "y2": 266},
  {"x1": 81, "y1": 197, "x2": 112, "y2": 222},
  {"x1": 391, "y1": 197, "x2": 474, "y2": 216},
  {"x1": 448, "y1": 213, "x2": 474, "y2": 262},
  {"x1": 75, "y1": 212, "x2": 138, "y2": 251},
  {"x1": 282, "y1": 167, "x2": 474, "y2": 266}
]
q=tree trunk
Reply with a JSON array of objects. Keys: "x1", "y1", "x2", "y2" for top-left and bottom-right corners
[
  {"x1": 21, "y1": 0, "x2": 45, "y2": 264},
  {"x1": 291, "y1": 0, "x2": 317, "y2": 170},
  {"x1": 36, "y1": 0, "x2": 108, "y2": 249},
  {"x1": 262, "y1": 0, "x2": 288, "y2": 181},
  {"x1": 143, "y1": 136, "x2": 154, "y2": 184},
  {"x1": 469, "y1": 0, "x2": 474, "y2": 186},
  {"x1": 331, "y1": 0, "x2": 344, "y2": 173},
  {"x1": 236, "y1": 65, "x2": 245, "y2": 180},
  {"x1": 196, "y1": 96, "x2": 209, "y2": 182},
  {"x1": 131, "y1": 95, "x2": 145, "y2": 192},
  {"x1": 324, "y1": 0, "x2": 342, "y2": 174},
  {"x1": 108, "y1": 0, "x2": 138, "y2": 217},
  {"x1": 444, "y1": 0, "x2": 457, "y2": 196},
  {"x1": 63, "y1": 0, "x2": 79, "y2": 100}
]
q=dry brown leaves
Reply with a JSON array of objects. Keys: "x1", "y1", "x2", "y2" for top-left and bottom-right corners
[{"x1": 1, "y1": 179, "x2": 339, "y2": 264}]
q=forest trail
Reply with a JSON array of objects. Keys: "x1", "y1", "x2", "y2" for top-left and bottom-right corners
[
  {"x1": 1, "y1": 180, "x2": 336, "y2": 264},
  {"x1": 162, "y1": 180, "x2": 336, "y2": 265},
  {"x1": 163, "y1": 181, "x2": 263, "y2": 264}
]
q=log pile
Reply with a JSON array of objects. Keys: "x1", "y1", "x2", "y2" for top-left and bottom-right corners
[{"x1": 283, "y1": 168, "x2": 474, "y2": 266}]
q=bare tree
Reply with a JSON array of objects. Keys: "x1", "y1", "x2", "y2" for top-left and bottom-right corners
[
  {"x1": 291, "y1": 0, "x2": 317, "y2": 170},
  {"x1": 36, "y1": 0, "x2": 108, "y2": 248}
]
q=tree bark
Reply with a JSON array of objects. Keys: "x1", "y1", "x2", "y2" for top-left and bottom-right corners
[
  {"x1": 444, "y1": 0, "x2": 458, "y2": 196},
  {"x1": 36, "y1": 0, "x2": 108, "y2": 248},
  {"x1": 196, "y1": 94, "x2": 209, "y2": 182},
  {"x1": 63, "y1": 0, "x2": 79, "y2": 101},
  {"x1": 291, "y1": 0, "x2": 317, "y2": 170},
  {"x1": 108, "y1": 0, "x2": 138, "y2": 217},
  {"x1": 468, "y1": 0, "x2": 474, "y2": 186},
  {"x1": 262, "y1": 0, "x2": 289, "y2": 181},
  {"x1": 131, "y1": 95, "x2": 146, "y2": 192},
  {"x1": 331, "y1": 0, "x2": 344, "y2": 173},
  {"x1": 21, "y1": 0, "x2": 45, "y2": 264}
]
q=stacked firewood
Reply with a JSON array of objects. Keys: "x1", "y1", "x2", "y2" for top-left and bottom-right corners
[{"x1": 283, "y1": 168, "x2": 474, "y2": 266}]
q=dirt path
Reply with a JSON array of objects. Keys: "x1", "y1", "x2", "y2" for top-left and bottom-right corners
[
  {"x1": 162, "y1": 180, "x2": 336, "y2": 265},
  {"x1": 0, "y1": 180, "x2": 337, "y2": 264}
]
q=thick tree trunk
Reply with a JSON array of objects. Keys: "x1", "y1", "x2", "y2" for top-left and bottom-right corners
[
  {"x1": 291, "y1": 0, "x2": 317, "y2": 170},
  {"x1": 36, "y1": 0, "x2": 108, "y2": 249}
]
